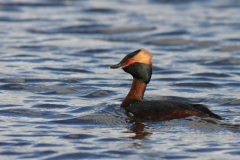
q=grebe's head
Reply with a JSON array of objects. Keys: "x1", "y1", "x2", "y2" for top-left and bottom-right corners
[{"x1": 110, "y1": 48, "x2": 152, "y2": 84}]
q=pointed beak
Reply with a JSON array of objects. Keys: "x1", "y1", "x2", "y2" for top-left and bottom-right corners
[{"x1": 109, "y1": 63, "x2": 124, "y2": 69}]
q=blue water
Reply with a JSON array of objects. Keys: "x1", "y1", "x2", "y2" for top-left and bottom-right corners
[{"x1": 0, "y1": 0, "x2": 240, "y2": 159}]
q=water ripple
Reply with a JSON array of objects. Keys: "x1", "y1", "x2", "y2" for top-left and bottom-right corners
[{"x1": 0, "y1": 0, "x2": 240, "y2": 159}]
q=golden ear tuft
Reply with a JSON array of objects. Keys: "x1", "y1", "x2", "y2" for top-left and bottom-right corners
[{"x1": 133, "y1": 48, "x2": 152, "y2": 65}]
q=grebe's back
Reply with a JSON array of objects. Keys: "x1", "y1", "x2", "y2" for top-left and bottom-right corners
[{"x1": 125, "y1": 100, "x2": 222, "y2": 120}]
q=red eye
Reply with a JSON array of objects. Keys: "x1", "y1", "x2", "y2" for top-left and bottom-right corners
[
  {"x1": 128, "y1": 59, "x2": 134, "y2": 65},
  {"x1": 122, "y1": 59, "x2": 135, "y2": 68}
]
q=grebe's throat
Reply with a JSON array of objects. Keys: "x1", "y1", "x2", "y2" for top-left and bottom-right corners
[{"x1": 121, "y1": 79, "x2": 147, "y2": 108}]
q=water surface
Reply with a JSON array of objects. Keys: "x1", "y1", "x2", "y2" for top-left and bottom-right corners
[{"x1": 0, "y1": 0, "x2": 240, "y2": 159}]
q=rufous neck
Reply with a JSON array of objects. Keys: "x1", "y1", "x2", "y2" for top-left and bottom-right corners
[{"x1": 121, "y1": 79, "x2": 147, "y2": 108}]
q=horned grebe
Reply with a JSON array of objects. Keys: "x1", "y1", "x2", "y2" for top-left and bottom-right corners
[{"x1": 110, "y1": 49, "x2": 222, "y2": 121}]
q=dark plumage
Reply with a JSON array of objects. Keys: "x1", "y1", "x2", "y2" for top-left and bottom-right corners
[
  {"x1": 125, "y1": 100, "x2": 222, "y2": 120},
  {"x1": 123, "y1": 63, "x2": 152, "y2": 84}
]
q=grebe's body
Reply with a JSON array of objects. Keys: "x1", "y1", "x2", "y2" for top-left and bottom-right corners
[{"x1": 110, "y1": 49, "x2": 222, "y2": 121}]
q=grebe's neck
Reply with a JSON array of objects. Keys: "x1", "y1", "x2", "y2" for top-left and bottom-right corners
[{"x1": 121, "y1": 79, "x2": 147, "y2": 108}]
